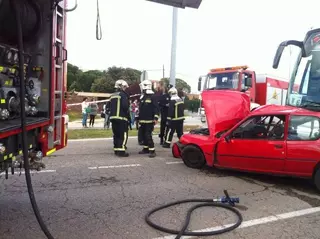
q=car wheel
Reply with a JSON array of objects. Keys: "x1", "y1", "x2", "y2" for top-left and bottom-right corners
[
  {"x1": 172, "y1": 143, "x2": 181, "y2": 158},
  {"x1": 314, "y1": 167, "x2": 320, "y2": 191},
  {"x1": 181, "y1": 145, "x2": 206, "y2": 169}
]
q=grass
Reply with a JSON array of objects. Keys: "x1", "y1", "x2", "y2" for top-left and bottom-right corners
[
  {"x1": 68, "y1": 125, "x2": 201, "y2": 139},
  {"x1": 68, "y1": 110, "x2": 82, "y2": 122}
]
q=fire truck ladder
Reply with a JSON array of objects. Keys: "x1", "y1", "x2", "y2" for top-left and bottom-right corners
[{"x1": 52, "y1": 3, "x2": 66, "y2": 148}]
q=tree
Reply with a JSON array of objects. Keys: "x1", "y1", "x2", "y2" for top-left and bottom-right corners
[
  {"x1": 91, "y1": 74, "x2": 115, "y2": 93},
  {"x1": 160, "y1": 78, "x2": 191, "y2": 93}
]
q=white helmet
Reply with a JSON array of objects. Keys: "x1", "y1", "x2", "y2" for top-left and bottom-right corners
[
  {"x1": 140, "y1": 80, "x2": 154, "y2": 94},
  {"x1": 168, "y1": 87, "x2": 178, "y2": 96},
  {"x1": 114, "y1": 79, "x2": 129, "y2": 90}
]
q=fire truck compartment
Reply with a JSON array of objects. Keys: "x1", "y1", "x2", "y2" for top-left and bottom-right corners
[
  {"x1": 0, "y1": 117, "x2": 48, "y2": 133},
  {"x1": 0, "y1": 0, "x2": 57, "y2": 136}
]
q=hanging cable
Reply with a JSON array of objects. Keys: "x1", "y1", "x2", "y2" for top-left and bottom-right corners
[{"x1": 96, "y1": 0, "x2": 102, "y2": 40}]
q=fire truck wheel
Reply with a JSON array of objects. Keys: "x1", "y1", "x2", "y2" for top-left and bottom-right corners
[
  {"x1": 181, "y1": 145, "x2": 206, "y2": 169},
  {"x1": 314, "y1": 167, "x2": 320, "y2": 191}
]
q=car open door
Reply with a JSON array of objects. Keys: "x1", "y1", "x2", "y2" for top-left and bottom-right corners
[{"x1": 214, "y1": 115, "x2": 287, "y2": 173}]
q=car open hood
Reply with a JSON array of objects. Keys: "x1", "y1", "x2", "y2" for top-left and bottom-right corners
[{"x1": 201, "y1": 90, "x2": 251, "y2": 137}]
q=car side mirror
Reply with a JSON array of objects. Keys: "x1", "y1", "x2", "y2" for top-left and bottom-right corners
[
  {"x1": 224, "y1": 135, "x2": 231, "y2": 143},
  {"x1": 198, "y1": 77, "x2": 202, "y2": 91}
]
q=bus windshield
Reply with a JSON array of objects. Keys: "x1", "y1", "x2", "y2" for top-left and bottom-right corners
[
  {"x1": 204, "y1": 72, "x2": 240, "y2": 90},
  {"x1": 288, "y1": 32, "x2": 320, "y2": 111}
]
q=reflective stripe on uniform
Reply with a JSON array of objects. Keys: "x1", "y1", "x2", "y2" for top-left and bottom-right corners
[
  {"x1": 122, "y1": 132, "x2": 127, "y2": 150},
  {"x1": 166, "y1": 128, "x2": 171, "y2": 143},
  {"x1": 139, "y1": 120, "x2": 153, "y2": 123}
]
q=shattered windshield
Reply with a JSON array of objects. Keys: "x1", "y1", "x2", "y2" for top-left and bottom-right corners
[{"x1": 204, "y1": 72, "x2": 239, "y2": 90}]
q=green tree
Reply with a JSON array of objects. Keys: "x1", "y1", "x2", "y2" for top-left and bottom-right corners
[
  {"x1": 160, "y1": 78, "x2": 191, "y2": 93},
  {"x1": 91, "y1": 74, "x2": 115, "y2": 93}
]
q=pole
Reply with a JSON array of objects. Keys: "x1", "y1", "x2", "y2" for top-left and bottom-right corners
[
  {"x1": 162, "y1": 64, "x2": 165, "y2": 79},
  {"x1": 169, "y1": 7, "x2": 178, "y2": 87}
]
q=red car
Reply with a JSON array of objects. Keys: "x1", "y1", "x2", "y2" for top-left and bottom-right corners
[{"x1": 172, "y1": 90, "x2": 320, "y2": 191}]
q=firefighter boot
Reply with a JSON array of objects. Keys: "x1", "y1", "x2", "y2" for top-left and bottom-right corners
[
  {"x1": 162, "y1": 142, "x2": 170, "y2": 148},
  {"x1": 118, "y1": 151, "x2": 129, "y2": 157},
  {"x1": 149, "y1": 151, "x2": 156, "y2": 158},
  {"x1": 139, "y1": 148, "x2": 149, "y2": 154}
]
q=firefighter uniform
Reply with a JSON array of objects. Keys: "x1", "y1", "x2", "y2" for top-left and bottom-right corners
[
  {"x1": 163, "y1": 91, "x2": 185, "y2": 148},
  {"x1": 158, "y1": 92, "x2": 170, "y2": 145},
  {"x1": 110, "y1": 82, "x2": 130, "y2": 157},
  {"x1": 138, "y1": 94, "x2": 159, "y2": 157}
]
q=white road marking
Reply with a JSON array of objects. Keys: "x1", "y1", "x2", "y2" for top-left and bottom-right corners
[
  {"x1": 152, "y1": 206, "x2": 320, "y2": 239},
  {"x1": 166, "y1": 161, "x2": 183, "y2": 165},
  {"x1": 88, "y1": 164, "x2": 141, "y2": 169},
  {"x1": 0, "y1": 169, "x2": 56, "y2": 176}
]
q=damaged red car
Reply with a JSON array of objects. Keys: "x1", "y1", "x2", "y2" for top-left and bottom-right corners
[{"x1": 172, "y1": 90, "x2": 320, "y2": 190}]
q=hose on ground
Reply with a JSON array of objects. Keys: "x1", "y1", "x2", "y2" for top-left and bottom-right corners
[
  {"x1": 12, "y1": 0, "x2": 54, "y2": 238},
  {"x1": 145, "y1": 199, "x2": 243, "y2": 239}
]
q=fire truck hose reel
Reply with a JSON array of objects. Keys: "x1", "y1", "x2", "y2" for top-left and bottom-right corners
[
  {"x1": 0, "y1": 0, "x2": 42, "y2": 44},
  {"x1": 145, "y1": 190, "x2": 243, "y2": 239},
  {"x1": 12, "y1": 1, "x2": 54, "y2": 238}
]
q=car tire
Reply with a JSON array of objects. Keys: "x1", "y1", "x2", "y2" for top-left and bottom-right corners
[
  {"x1": 172, "y1": 143, "x2": 181, "y2": 158},
  {"x1": 181, "y1": 145, "x2": 206, "y2": 169},
  {"x1": 314, "y1": 167, "x2": 320, "y2": 191}
]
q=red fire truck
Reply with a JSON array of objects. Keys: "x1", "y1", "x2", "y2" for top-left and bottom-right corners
[
  {"x1": 173, "y1": 28, "x2": 320, "y2": 191},
  {"x1": 198, "y1": 66, "x2": 288, "y2": 122},
  {"x1": 0, "y1": 1, "x2": 69, "y2": 175}
]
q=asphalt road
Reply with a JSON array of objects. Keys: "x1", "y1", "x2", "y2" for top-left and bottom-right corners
[{"x1": 1, "y1": 137, "x2": 320, "y2": 239}]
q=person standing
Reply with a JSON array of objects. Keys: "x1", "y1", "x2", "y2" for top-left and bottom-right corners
[
  {"x1": 130, "y1": 100, "x2": 137, "y2": 128},
  {"x1": 137, "y1": 80, "x2": 159, "y2": 158},
  {"x1": 162, "y1": 87, "x2": 185, "y2": 148},
  {"x1": 158, "y1": 83, "x2": 171, "y2": 145},
  {"x1": 81, "y1": 97, "x2": 89, "y2": 128},
  {"x1": 89, "y1": 98, "x2": 98, "y2": 127},
  {"x1": 103, "y1": 100, "x2": 111, "y2": 129},
  {"x1": 109, "y1": 79, "x2": 130, "y2": 157}
]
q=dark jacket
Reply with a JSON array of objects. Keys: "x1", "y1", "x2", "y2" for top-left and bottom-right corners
[
  {"x1": 167, "y1": 97, "x2": 185, "y2": 121},
  {"x1": 109, "y1": 91, "x2": 129, "y2": 121},
  {"x1": 104, "y1": 101, "x2": 111, "y2": 114},
  {"x1": 138, "y1": 94, "x2": 159, "y2": 123},
  {"x1": 158, "y1": 93, "x2": 170, "y2": 112}
]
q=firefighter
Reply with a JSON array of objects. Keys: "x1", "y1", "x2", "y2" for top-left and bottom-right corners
[
  {"x1": 162, "y1": 87, "x2": 185, "y2": 148},
  {"x1": 136, "y1": 96, "x2": 144, "y2": 145},
  {"x1": 109, "y1": 79, "x2": 130, "y2": 157},
  {"x1": 158, "y1": 82, "x2": 171, "y2": 145},
  {"x1": 138, "y1": 80, "x2": 159, "y2": 158}
]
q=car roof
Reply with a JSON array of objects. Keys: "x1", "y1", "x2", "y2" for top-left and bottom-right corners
[{"x1": 250, "y1": 104, "x2": 320, "y2": 117}]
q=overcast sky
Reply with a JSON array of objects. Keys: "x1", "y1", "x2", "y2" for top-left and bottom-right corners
[{"x1": 66, "y1": 0, "x2": 320, "y2": 92}]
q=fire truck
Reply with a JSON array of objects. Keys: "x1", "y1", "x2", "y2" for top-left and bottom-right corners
[
  {"x1": 0, "y1": 0, "x2": 70, "y2": 176},
  {"x1": 172, "y1": 28, "x2": 320, "y2": 191},
  {"x1": 197, "y1": 66, "x2": 289, "y2": 122}
]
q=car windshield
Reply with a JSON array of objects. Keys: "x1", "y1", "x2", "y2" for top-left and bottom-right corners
[
  {"x1": 287, "y1": 33, "x2": 320, "y2": 111},
  {"x1": 204, "y1": 72, "x2": 239, "y2": 90}
]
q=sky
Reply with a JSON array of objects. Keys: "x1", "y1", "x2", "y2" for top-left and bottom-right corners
[{"x1": 66, "y1": 0, "x2": 320, "y2": 92}]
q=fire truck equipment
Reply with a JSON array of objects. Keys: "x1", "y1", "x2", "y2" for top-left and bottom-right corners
[{"x1": 145, "y1": 190, "x2": 242, "y2": 239}]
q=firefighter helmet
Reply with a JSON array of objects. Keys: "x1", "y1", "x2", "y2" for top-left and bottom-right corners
[
  {"x1": 140, "y1": 80, "x2": 154, "y2": 94},
  {"x1": 114, "y1": 79, "x2": 129, "y2": 90},
  {"x1": 168, "y1": 87, "x2": 178, "y2": 96}
]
